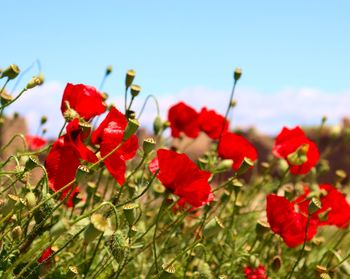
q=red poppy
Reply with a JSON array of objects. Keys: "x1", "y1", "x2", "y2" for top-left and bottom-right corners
[
  {"x1": 91, "y1": 106, "x2": 138, "y2": 185},
  {"x1": 218, "y1": 132, "x2": 258, "y2": 171},
  {"x1": 60, "y1": 83, "x2": 106, "y2": 121},
  {"x1": 198, "y1": 107, "x2": 228, "y2": 139},
  {"x1": 273, "y1": 126, "x2": 319, "y2": 175},
  {"x1": 266, "y1": 194, "x2": 318, "y2": 248},
  {"x1": 25, "y1": 135, "x2": 47, "y2": 150},
  {"x1": 293, "y1": 184, "x2": 350, "y2": 228},
  {"x1": 45, "y1": 119, "x2": 97, "y2": 206},
  {"x1": 149, "y1": 149, "x2": 213, "y2": 208},
  {"x1": 38, "y1": 246, "x2": 53, "y2": 264},
  {"x1": 244, "y1": 265, "x2": 268, "y2": 279},
  {"x1": 168, "y1": 102, "x2": 200, "y2": 138}
]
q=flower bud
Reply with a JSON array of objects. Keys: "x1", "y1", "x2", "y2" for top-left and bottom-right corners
[
  {"x1": 107, "y1": 231, "x2": 126, "y2": 263},
  {"x1": 123, "y1": 118, "x2": 139, "y2": 140},
  {"x1": 130, "y1": 84, "x2": 141, "y2": 97},
  {"x1": 25, "y1": 76, "x2": 42, "y2": 89},
  {"x1": 123, "y1": 203, "x2": 139, "y2": 226},
  {"x1": 321, "y1": 115, "x2": 327, "y2": 124},
  {"x1": 308, "y1": 197, "x2": 322, "y2": 215},
  {"x1": 25, "y1": 191, "x2": 37, "y2": 209},
  {"x1": 125, "y1": 69, "x2": 136, "y2": 88},
  {"x1": 106, "y1": 65, "x2": 113, "y2": 76},
  {"x1": 230, "y1": 99, "x2": 237, "y2": 108},
  {"x1": 215, "y1": 159, "x2": 233, "y2": 173},
  {"x1": 234, "y1": 67, "x2": 242, "y2": 82},
  {"x1": 1, "y1": 64, "x2": 20, "y2": 80},
  {"x1": 143, "y1": 137, "x2": 156, "y2": 155},
  {"x1": 335, "y1": 169, "x2": 347, "y2": 183},
  {"x1": 153, "y1": 116, "x2": 163, "y2": 135},
  {"x1": 11, "y1": 226, "x2": 23, "y2": 240}
]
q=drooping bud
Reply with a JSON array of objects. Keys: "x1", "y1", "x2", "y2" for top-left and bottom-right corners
[
  {"x1": 130, "y1": 84, "x2": 141, "y2": 97},
  {"x1": 234, "y1": 68, "x2": 242, "y2": 82},
  {"x1": 153, "y1": 116, "x2": 163, "y2": 135},
  {"x1": 308, "y1": 197, "x2": 322, "y2": 215},
  {"x1": 40, "y1": 115, "x2": 48, "y2": 125},
  {"x1": 123, "y1": 118, "x2": 139, "y2": 140},
  {"x1": 125, "y1": 69, "x2": 136, "y2": 88},
  {"x1": 1, "y1": 64, "x2": 20, "y2": 80},
  {"x1": 143, "y1": 137, "x2": 156, "y2": 155}
]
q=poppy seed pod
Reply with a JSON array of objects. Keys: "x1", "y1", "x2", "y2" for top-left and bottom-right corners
[
  {"x1": 234, "y1": 67, "x2": 242, "y2": 81},
  {"x1": 25, "y1": 76, "x2": 42, "y2": 89},
  {"x1": 125, "y1": 69, "x2": 136, "y2": 88},
  {"x1": 84, "y1": 213, "x2": 110, "y2": 243},
  {"x1": 1, "y1": 64, "x2": 20, "y2": 80},
  {"x1": 308, "y1": 197, "x2": 322, "y2": 215},
  {"x1": 130, "y1": 84, "x2": 141, "y2": 97},
  {"x1": 76, "y1": 165, "x2": 90, "y2": 181},
  {"x1": 160, "y1": 264, "x2": 176, "y2": 279},
  {"x1": 0, "y1": 91, "x2": 13, "y2": 106},
  {"x1": 106, "y1": 65, "x2": 113, "y2": 76},
  {"x1": 123, "y1": 203, "x2": 139, "y2": 226},
  {"x1": 237, "y1": 157, "x2": 255, "y2": 175},
  {"x1": 143, "y1": 137, "x2": 156, "y2": 155},
  {"x1": 123, "y1": 118, "x2": 139, "y2": 141}
]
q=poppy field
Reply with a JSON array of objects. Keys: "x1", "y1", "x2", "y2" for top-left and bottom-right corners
[{"x1": 0, "y1": 64, "x2": 350, "y2": 279}]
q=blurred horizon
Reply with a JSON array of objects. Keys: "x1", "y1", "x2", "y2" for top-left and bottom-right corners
[{"x1": 1, "y1": 1, "x2": 350, "y2": 136}]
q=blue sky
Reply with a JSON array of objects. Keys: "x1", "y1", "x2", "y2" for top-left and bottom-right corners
[{"x1": 1, "y1": 1, "x2": 350, "y2": 136}]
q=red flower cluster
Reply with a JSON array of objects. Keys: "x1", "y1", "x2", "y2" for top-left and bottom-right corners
[
  {"x1": 168, "y1": 102, "x2": 227, "y2": 140},
  {"x1": 266, "y1": 194, "x2": 318, "y2": 247},
  {"x1": 244, "y1": 265, "x2": 268, "y2": 279},
  {"x1": 149, "y1": 149, "x2": 213, "y2": 208},
  {"x1": 45, "y1": 83, "x2": 138, "y2": 206},
  {"x1": 60, "y1": 83, "x2": 106, "y2": 121},
  {"x1": 273, "y1": 126, "x2": 319, "y2": 175},
  {"x1": 218, "y1": 132, "x2": 258, "y2": 171},
  {"x1": 25, "y1": 135, "x2": 47, "y2": 151},
  {"x1": 293, "y1": 184, "x2": 350, "y2": 228}
]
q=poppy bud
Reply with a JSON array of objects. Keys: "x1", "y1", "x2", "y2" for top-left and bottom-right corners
[
  {"x1": 123, "y1": 118, "x2": 139, "y2": 140},
  {"x1": 108, "y1": 231, "x2": 126, "y2": 263},
  {"x1": 130, "y1": 84, "x2": 141, "y2": 97},
  {"x1": 215, "y1": 159, "x2": 233, "y2": 173},
  {"x1": 233, "y1": 67, "x2": 242, "y2": 82},
  {"x1": 0, "y1": 91, "x2": 13, "y2": 106},
  {"x1": 0, "y1": 64, "x2": 20, "y2": 80},
  {"x1": 37, "y1": 73, "x2": 45, "y2": 85},
  {"x1": 160, "y1": 264, "x2": 176, "y2": 279},
  {"x1": 11, "y1": 226, "x2": 23, "y2": 240},
  {"x1": 106, "y1": 65, "x2": 113, "y2": 76},
  {"x1": 25, "y1": 191, "x2": 37, "y2": 209},
  {"x1": 308, "y1": 197, "x2": 322, "y2": 215},
  {"x1": 143, "y1": 137, "x2": 156, "y2": 155},
  {"x1": 123, "y1": 203, "x2": 139, "y2": 226},
  {"x1": 125, "y1": 69, "x2": 136, "y2": 88},
  {"x1": 25, "y1": 76, "x2": 42, "y2": 89},
  {"x1": 40, "y1": 115, "x2": 48, "y2": 125},
  {"x1": 153, "y1": 116, "x2": 163, "y2": 135}
]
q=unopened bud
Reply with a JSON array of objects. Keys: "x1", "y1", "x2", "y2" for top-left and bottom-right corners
[
  {"x1": 1, "y1": 64, "x2": 20, "y2": 80},
  {"x1": 153, "y1": 116, "x2": 163, "y2": 135},
  {"x1": 130, "y1": 84, "x2": 141, "y2": 97},
  {"x1": 125, "y1": 69, "x2": 136, "y2": 88},
  {"x1": 123, "y1": 118, "x2": 139, "y2": 140},
  {"x1": 40, "y1": 115, "x2": 47, "y2": 125},
  {"x1": 215, "y1": 159, "x2": 233, "y2": 173},
  {"x1": 234, "y1": 68, "x2": 242, "y2": 82},
  {"x1": 335, "y1": 169, "x2": 347, "y2": 183},
  {"x1": 321, "y1": 115, "x2": 327, "y2": 124},
  {"x1": 308, "y1": 197, "x2": 322, "y2": 215},
  {"x1": 25, "y1": 76, "x2": 42, "y2": 89},
  {"x1": 143, "y1": 137, "x2": 156, "y2": 155},
  {"x1": 25, "y1": 191, "x2": 37, "y2": 209}
]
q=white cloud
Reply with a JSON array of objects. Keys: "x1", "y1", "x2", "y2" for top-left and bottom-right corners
[{"x1": 5, "y1": 81, "x2": 350, "y2": 138}]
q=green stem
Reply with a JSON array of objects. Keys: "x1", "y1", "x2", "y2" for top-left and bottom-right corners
[{"x1": 137, "y1": 94, "x2": 160, "y2": 119}]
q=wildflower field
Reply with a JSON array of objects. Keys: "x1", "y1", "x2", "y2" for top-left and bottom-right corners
[{"x1": 0, "y1": 64, "x2": 349, "y2": 279}]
